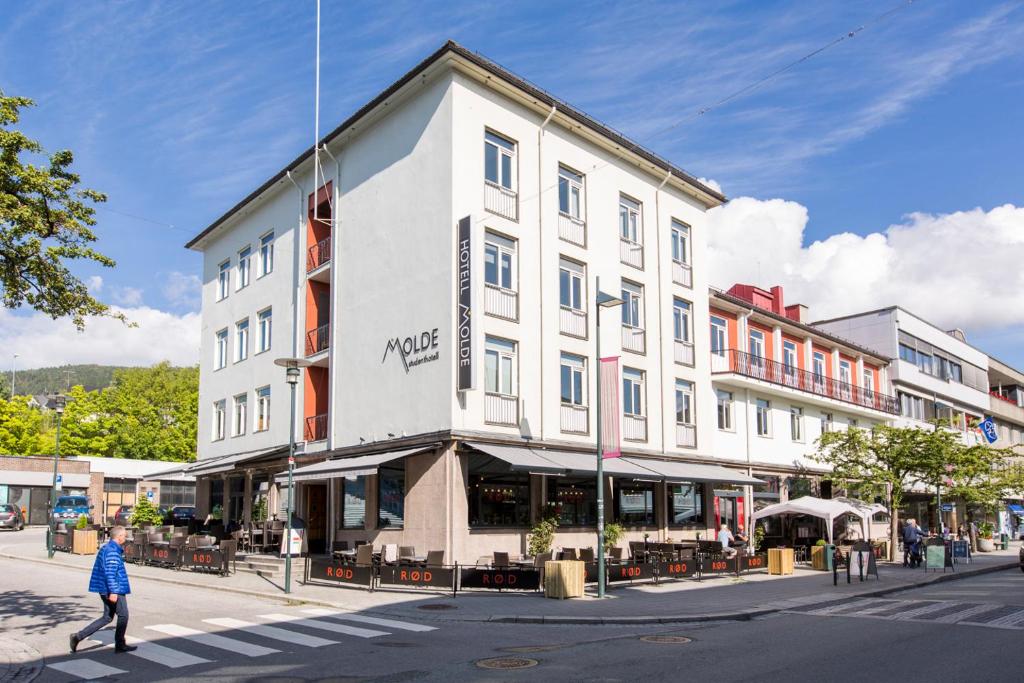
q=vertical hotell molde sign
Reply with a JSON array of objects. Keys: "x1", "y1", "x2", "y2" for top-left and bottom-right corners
[{"x1": 456, "y1": 216, "x2": 473, "y2": 391}]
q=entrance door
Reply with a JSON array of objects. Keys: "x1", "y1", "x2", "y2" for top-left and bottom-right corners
[
  {"x1": 305, "y1": 484, "x2": 327, "y2": 555},
  {"x1": 29, "y1": 487, "x2": 51, "y2": 525}
]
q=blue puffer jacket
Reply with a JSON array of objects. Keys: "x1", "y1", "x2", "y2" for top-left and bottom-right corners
[{"x1": 88, "y1": 540, "x2": 131, "y2": 595}]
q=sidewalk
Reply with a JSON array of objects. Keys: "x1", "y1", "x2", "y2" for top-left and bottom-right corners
[{"x1": 3, "y1": 529, "x2": 1019, "y2": 625}]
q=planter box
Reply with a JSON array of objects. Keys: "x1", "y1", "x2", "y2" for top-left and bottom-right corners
[
  {"x1": 72, "y1": 529, "x2": 99, "y2": 555},
  {"x1": 811, "y1": 545, "x2": 834, "y2": 571},
  {"x1": 978, "y1": 538, "x2": 995, "y2": 552},
  {"x1": 768, "y1": 548, "x2": 794, "y2": 575},
  {"x1": 544, "y1": 560, "x2": 585, "y2": 599}
]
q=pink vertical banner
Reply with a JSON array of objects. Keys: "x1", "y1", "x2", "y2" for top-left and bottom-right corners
[{"x1": 600, "y1": 356, "x2": 621, "y2": 459}]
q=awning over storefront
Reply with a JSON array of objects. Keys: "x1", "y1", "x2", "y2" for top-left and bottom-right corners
[
  {"x1": 625, "y1": 458, "x2": 763, "y2": 486},
  {"x1": 464, "y1": 443, "x2": 565, "y2": 475},
  {"x1": 187, "y1": 447, "x2": 286, "y2": 476},
  {"x1": 1008, "y1": 504, "x2": 1024, "y2": 516},
  {"x1": 1, "y1": 471, "x2": 91, "y2": 488},
  {"x1": 282, "y1": 446, "x2": 435, "y2": 482}
]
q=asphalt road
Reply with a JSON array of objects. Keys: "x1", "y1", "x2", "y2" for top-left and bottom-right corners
[{"x1": 3, "y1": 553, "x2": 1023, "y2": 682}]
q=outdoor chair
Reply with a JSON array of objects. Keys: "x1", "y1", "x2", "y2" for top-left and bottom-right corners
[
  {"x1": 579, "y1": 547, "x2": 596, "y2": 563},
  {"x1": 628, "y1": 541, "x2": 648, "y2": 563},
  {"x1": 560, "y1": 547, "x2": 578, "y2": 561},
  {"x1": 425, "y1": 550, "x2": 445, "y2": 567},
  {"x1": 219, "y1": 539, "x2": 238, "y2": 576},
  {"x1": 354, "y1": 544, "x2": 374, "y2": 567},
  {"x1": 493, "y1": 551, "x2": 510, "y2": 568},
  {"x1": 399, "y1": 545, "x2": 416, "y2": 558},
  {"x1": 608, "y1": 546, "x2": 624, "y2": 562},
  {"x1": 532, "y1": 552, "x2": 552, "y2": 568},
  {"x1": 332, "y1": 540, "x2": 349, "y2": 553},
  {"x1": 382, "y1": 543, "x2": 399, "y2": 565}
]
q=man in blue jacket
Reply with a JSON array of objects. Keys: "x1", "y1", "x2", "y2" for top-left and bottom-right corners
[{"x1": 69, "y1": 526, "x2": 136, "y2": 653}]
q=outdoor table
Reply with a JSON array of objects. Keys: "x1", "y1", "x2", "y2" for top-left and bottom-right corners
[{"x1": 400, "y1": 555, "x2": 427, "y2": 564}]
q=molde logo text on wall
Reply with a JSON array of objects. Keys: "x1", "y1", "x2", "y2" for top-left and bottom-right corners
[{"x1": 382, "y1": 328, "x2": 440, "y2": 373}]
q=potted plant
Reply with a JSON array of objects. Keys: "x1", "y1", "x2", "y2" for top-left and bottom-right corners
[
  {"x1": 603, "y1": 522, "x2": 625, "y2": 554},
  {"x1": 130, "y1": 497, "x2": 165, "y2": 528},
  {"x1": 977, "y1": 522, "x2": 996, "y2": 552},
  {"x1": 753, "y1": 524, "x2": 766, "y2": 553},
  {"x1": 528, "y1": 515, "x2": 558, "y2": 557},
  {"x1": 811, "y1": 538, "x2": 835, "y2": 570},
  {"x1": 72, "y1": 514, "x2": 98, "y2": 555}
]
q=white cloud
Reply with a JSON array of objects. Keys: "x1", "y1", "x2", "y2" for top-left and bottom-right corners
[
  {"x1": 111, "y1": 286, "x2": 144, "y2": 307},
  {"x1": 707, "y1": 199, "x2": 1024, "y2": 333},
  {"x1": 85, "y1": 275, "x2": 103, "y2": 293},
  {"x1": 0, "y1": 306, "x2": 200, "y2": 369},
  {"x1": 162, "y1": 271, "x2": 202, "y2": 310}
]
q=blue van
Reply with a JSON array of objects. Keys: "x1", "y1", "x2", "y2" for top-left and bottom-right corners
[{"x1": 53, "y1": 495, "x2": 93, "y2": 525}]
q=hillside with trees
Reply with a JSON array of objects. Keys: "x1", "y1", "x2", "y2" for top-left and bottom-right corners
[{"x1": 7, "y1": 364, "x2": 129, "y2": 396}]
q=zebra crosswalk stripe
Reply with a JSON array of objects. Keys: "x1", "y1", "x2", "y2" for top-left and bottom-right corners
[
  {"x1": 204, "y1": 617, "x2": 338, "y2": 647},
  {"x1": 147, "y1": 623, "x2": 280, "y2": 657},
  {"x1": 804, "y1": 598, "x2": 889, "y2": 616},
  {"x1": 932, "y1": 604, "x2": 998, "y2": 624},
  {"x1": 88, "y1": 630, "x2": 211, "y2": 668},
  {"x1": 258, "y1": 613, "x2": 389, "y2": 638},
  {"x1": 301, "y1": 608, "x2": 438, "y2": 632},
  {"x1": 46, "y1": 659, "x2": 127, "y2": 680},
  {"x1": 893, "y1": 601, "x2": 957, "y2": 620}
]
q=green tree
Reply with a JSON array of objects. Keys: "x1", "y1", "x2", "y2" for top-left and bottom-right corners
[
  {"x1": 0, "y1": 92, "x2": 125, "y2": 328},
  {"x1": 0, "y1": 395, "x2": 45, "y2": 454},
  {"x1": 55, "y1": 385, "x2": 116, "y2": 456},
  {"x1": 104, "y1": 363, "x2": 198, "y2": 462}
]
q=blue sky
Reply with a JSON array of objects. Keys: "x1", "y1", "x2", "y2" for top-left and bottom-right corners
[{"x1": 1, "y1": 0, "x2": 1022, "y2": 369}]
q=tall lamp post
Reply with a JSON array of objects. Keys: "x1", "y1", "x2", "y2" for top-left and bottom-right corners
[
  {"x1": 47, "y1": 394, "x2": 67, "y2": 558},
  {"x1": 10, "y1": 353, "x2": 17, "y2": 398},
  {"x1": 274, "y1": 357, "x2": 312, "y2": 594},
  {"x1": 594, "y1": 276, "x2": 624, "y2": 599}
]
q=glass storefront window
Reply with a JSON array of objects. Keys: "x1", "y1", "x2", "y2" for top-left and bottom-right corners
[
  {"x1": 341, "y1": 476, "x2": 366, "y2": 529},
  {"x1": 669, "y1": 483, "x2": 704, "y2": 527},
  {"x1": 787, "y1": 477, "x2": 813, "y2": 500},
  {"x1": 616, "y1": 483, "x2": 656, "y2": 526},
  {"x1": 468, "y1": 474, "x2": 530, "y2": 527},
  {"x1": 547, "y1": 478, "x2": 597, "y2": 526},
  {"x1": 378, "y1": 466, "x2": 405, "y2": 529}
]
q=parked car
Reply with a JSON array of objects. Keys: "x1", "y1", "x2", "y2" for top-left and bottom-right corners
[
  {"x1": 52, "y1": 495, "x2": 92, "y2": 526},
  {"x1": 0, "y1": 504, "x2": 25, "y2": 531},
  {"x1": 168, "y1": 506, "x2": 196, "y2": 524},
  {"x1": 113, "y1": 505, "x2": 134, "y2": 527}
]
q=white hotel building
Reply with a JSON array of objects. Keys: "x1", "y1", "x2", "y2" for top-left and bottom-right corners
[{"x1": 185, "y1": 42, "x2": 764, "y2": 562}]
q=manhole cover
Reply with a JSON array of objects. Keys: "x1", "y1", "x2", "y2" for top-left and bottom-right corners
[
  {"x1": 640, "y1": 635, "x2": 692, "y2": 644},
  {"x1": 476, "y1": 657, "x2": 539, "y2": 670},
  {"x1": 417, "y1": 603, "x2": 457, "y2": 611}
]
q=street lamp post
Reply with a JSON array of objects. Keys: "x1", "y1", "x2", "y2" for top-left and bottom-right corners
[
  {"x1": 47, "y1": 394, "x2": 67, "y2": 559},
  {"x1": 274, "y1": 357, "x2": 312, "y2": 594},
  {"x1": 594, "y1": 276, "x2": 624, "y2": 599},
  {"x1": 10, "y1": 353, "x2": 17, "y2": 399}
]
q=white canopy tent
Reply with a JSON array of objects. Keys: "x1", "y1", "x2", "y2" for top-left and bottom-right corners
[{"x1": 751, "y1": 496, "x2": 876, "y2": 542}]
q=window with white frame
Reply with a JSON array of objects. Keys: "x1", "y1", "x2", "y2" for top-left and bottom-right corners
[
  {"x1": 673, "y1": 298, "x2": 691, "y2": 343},
  {"x1": 863, "y1": 369, "x2": 875, "y2": 393},
  {"x1": 899, "y1": 392, "x2": 924, "y2": 420},
  {"x1": 259, "y1": 231, "x2": 274, "y2": 277},
  {"x1": 756, "y1": 398, "x2": 771, "y2": 436},
  {"x1": 233, "y1": 393, "x2": 247, "y2": 436},
  {"x1": 820, "y1": 412, "x2": 834, "y2": 433},
  {"x1": 560, "y1": 353, "x2": 586, "y2": 405},
  {"x1": 675, "y1": 380, "x2": 694, "y2": 424},
  {"x1": 255, "y1": 386, "x2": 270, "y2": 432},
  {"x1": 749, "y1": 329, "x2": 765, "y2": 360},
  {"x1": 710, "y1": 316, "x2": 727, "y2": 356},
  {"x1": 235, "y1": 319, "x2": 249, "y2": 362},
  {"x1": 619, "y1": 195, "x2": 641, "y2": 243},
  {"x1": 484, "y1": 131, "x2": 516, "y2": 190},
  {"x1": 812, "y1": 351, "x2": 826, "y2": 380},
  {"x1": 790, "y1": 406, "x2": 803, "y2": 441},
  {"x1": 716, "y1": 389, "x2": 733, "y2": 430},
  {"x1": 621, "y1": 281, "x2": 643, "y2": 328},
  {"x1": 783, "y1": 340, "x2": 798, "y2": 372},
  {"x1": 670, "y1": 220, "x2": 690, "y2": 265},
  {"x1": 212, "y1": 400, "x2": 226, "y2": 441},
  {"x1": 257, "y1": 308, "x2": 272, "y2": 353},
  {"x1": 237, "y1": 246, "x2": 251, "y2": 290},
  {"x1": 558, "y1": 166, "x2": 583, "y2": 219},
  {"x1": 485, "y1": 337, "x2": 517, "y2": 396},
  {"x1": 839, "y1": 359, "x2": 852, "y2": 385},
  {"x1": 484, "y1": 232, "x2": 516, "y2": 290},
  {"x1": 214, "y1": 328, "x2": 228, "y2": 370},
  {"x1": 623, "y1": 367, "x2": 645, "y2": 416},
  {"x1": 559, "y1": 258, "x2": 584, "y2": 311},
  {"x1": 217, "y1": 260, "x2": 230, "y2": 301}
]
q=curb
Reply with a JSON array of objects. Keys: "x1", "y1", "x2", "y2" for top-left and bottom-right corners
[{"x1": 0, "y1": 639, "x2": 42, "y2": 683}]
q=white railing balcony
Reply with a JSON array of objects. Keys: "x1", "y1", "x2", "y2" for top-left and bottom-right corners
[
  {"x1": 622, "y1": 325, "x2": 646, "y2": 354},
  {"x1": 674, "y1": 339, "x2": 694, "y2": 366},
  {"x1": 559, "y1": 306, "x2": 587, "y2": 338},
  {"x1": 485, "y1": 393, "x2": 519, "y2": 426},
  {"x1": 484, "y1": 283, "x2": 518, "y2": 321},
  {"x1": 484, "y1": 181, "x2": 518, "y2": 221},
  {"x1": 623, "y1": 414, "x2": 647, "y2": 441},
  {"x1": 558, "y1": 212, "x2": 586, "y2": 246},
  {"x1": 560, "y1": 404, "x2": 589, "y2": 434},
  {"x1": 672, "y1": 260, "x2": 692, "y2": 287},
  {"x1": 676, "y1": 423, "x2": 696, "y2": 448},
  {"x1": 710, "y1": 351, "x2": 729, "y2": 372},
  {"x1": 619, "y1": 237, "x2": 644, "y2": 269}
]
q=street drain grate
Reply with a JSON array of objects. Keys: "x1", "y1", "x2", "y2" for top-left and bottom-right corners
[
  {"x1": 475, "y1": 657, "x2": 539, "y2": 670},
  {"x1": 640, "y1": 635, "x2": 692, "y2": 644},
  {"x1": 417, "y1": 603, "x2": 457, "y2": 611}
]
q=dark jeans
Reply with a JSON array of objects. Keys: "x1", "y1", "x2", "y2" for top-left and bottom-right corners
[{"x1": 77, "y1": 594, "x2": 129, "y2": 648}]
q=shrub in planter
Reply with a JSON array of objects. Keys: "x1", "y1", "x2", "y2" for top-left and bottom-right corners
[
  {"x1": 603, "y1": 522, "x2": 625, "y2": 553},
  {"x1": 130, "y1": 498, "x2": 165, "y2": 527},
  {"x1": 528, "y1": 516, "x2": 558, "y2": 557},
  {"x1": 75, "y1": 514, "x2": 89, "y2": 530}
]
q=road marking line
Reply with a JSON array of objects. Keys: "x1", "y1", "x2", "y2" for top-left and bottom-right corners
[
  {"x1": 147, "y1": 623, "x2": 280, "y2": 657},
  {"x1": 89, "y1": 631, "x2": 210, "y2": 668},
  {"x1": 804, "y1": 599, "x2": 888, "y2": 616},
  {"x1": 258, "y1": 613, "x2": 388, "y2": 638},
  {"x1": 204, "y1": 617, "x2": 337, "y2": 647},
  {"x1": 893, "y1": 601, "x2": 956, "y2": 620},
  {"x1": 46, "y1": 659, "x2": 127, "y2": 680},
  {"x1": 302, "y1": 608, "x2": 438, "y2": 632},
  {"x1": 932, "y1": 604, "x2": 996, "y2": 624},
  {"x1": 849, "y1": 600, "x2": 908, "y2": 615}
]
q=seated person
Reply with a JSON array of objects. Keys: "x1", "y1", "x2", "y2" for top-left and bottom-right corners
[{"x1": 717, "y1": 524, "x2": 737, "y2": 558}]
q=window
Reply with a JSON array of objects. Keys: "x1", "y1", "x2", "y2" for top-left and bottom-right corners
[
  {"x1": 255, "y1": 386, "x2": 270, "y2": 432},
  {"x1": 669, "y1": 483, "x2": 704, "y2": 527},
  {"x1": 948, "y1": 361, "x2": 963, "y2": 383},
  {"x1": 341, "y1": 476, "x2": 366, "y2": 529},
  {"x1": 257, "y1": 308, "x2": 272, "y2": 353},
  {"x1": 621, "y1": 281, "x2": 643, "y2": 328},
  {"x1": 898, "y1": 343, "x2": 917, "y2": 364},
  {"x1": 235, "y1": 319, "x2": 249, "y2": 362},
  {"x1": 237, "y1": 247, "x2": 251, "y2": 290},
  {"x1": 756, "y1": 398, "x2": 771, "y2": 436},
  {"x1": 378, "y1": 465, "x2": 405, "y2": 529},
  {"x1": 558, "y1": 166, "x2": 583, "y2": 219},
  {"x1": 790, "y1": 406, "x2": 803, "y2": 442},
  {"x1": 675, "y1": 380, "x2": 694, "y2": 424},
  {"x1": 217, "y1": 260, "x2": 230, "y2": 300},
  {"x1": 560, "y1": 353, "x2": 586, "y2": 405},
  {"x1": 839, "y1": 360, "x2": 852, "y2": 385},
  {"x1": 559, "y1": 258, "x2": 584, "y2": 311},
  {"x1": 899, "y1": 392, "x2": 924, "y2": 420},
  {"x1": 214, "y1": 329, "x2": 228, "y2": 370},
  {"x1": 617, "y1": 483, "x2": 655, "y2": 526},
  {"x1": 468, "y1": 454, "x2": 530, "y2": 527},
  {"x1": 670, "y1": 220, "x2": 689, "y2": 265},
  {"x1": 484, "y1": 232, "x2": 516, "y2": 290},
  {"x1": 783, "y1": 341, "x2": 798, "y2": 372},
  {"x1": 812, "y1": 351, "x2": 826, "y2": 380},
  {"x1": 710, "y1": 316, "x2": 727, "y2": 356},
  {"x1": 484, "y1": 131, "x2": 516, "y2": 190},
  {"x1": 716, "y1": 390, "x2": 733, "y2": 430},
  {"x1": 917, "y1": 352, "x2": 933, "y2": 375},
  {"x1": 672, "y1": 298, "x2": 691, "y2": 343},
  {"x1": 160, "y1": 483, "x2": 195, "y2": 507},
  {"x1": 820, "y1": 412, "x2": 834, "y2": 433},
  {"x1": 619, "y1": 195, "x2": 641, "y2": 243},
  {"x1": 485, "y1": 337, "x2": 516, "y2": 396},
  {"x1": 262, "y1": 232, "x2": 278, "y2": 278},
  {"x1": 212, "y1": 400, "x2": 226, "y2": 441},
  {"x1": 623, "y1": 368, "x2": 644, "y2": 416},
  {"x1": 848, "y1": 418, "x2": 859, "y2": 430},
  {"x1": 232, "y1": 393, "x2": 247, "y2": 436},
  {"x1": 749, "y1": 329, "x2": 765, "y2": 359},
  {"x1": 863, "y1": 370, "x2": 874, "y2": 394},
  {"x1": 547, "y1": 478, "x2": 597, "y2": 526}
]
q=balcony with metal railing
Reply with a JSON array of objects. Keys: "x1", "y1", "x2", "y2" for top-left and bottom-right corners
[
  {"x1": 305, "y1": 413, "x2": 328, "y2": 442},
  {"x1": 305, "y1": 323, "x2": 329, "y2": 357},
  {"x1": 558, "y1": 212, "x2": 586, "y2": 246},
  {"x1": 712, "y1": 349, "x2": 900, "y2": 414},
  {"x1": 674, "y1": 339, "x2": 694, "y2": 366},
  {"x1": 484, "y1": 181, "x2": 518, "y2": 221},
  {"x1": 622, "y1": 325, "x2": 646, "y2": 354},
  {"x1": 559, "y1": 306, "x2": 587, "y2": 338},
  {"x1": 484, "y1": 284, "x2": 518, "y2": 321},
  {"x1": 989, "y1": 391, "x2": 1024, "y2": 425},
  {"x1": 619, "y1": 237, "x2": 644, "y2": 269},
  {"x1": 307, "y1": 236, "x2": 331, "y2": 274},
  {"x1": 676, "y1": 423, "x2": 696, "y2": 448},
  {"x1": 623, "y1": 414, "x2": 647, "y2": 441},
  {"x1": 672, "y1": 260, "x2": 692, "y2": 287},
  {"x1": 485, "y1": 393, "x2": 519, "y2": 426},
  {"x1": 560, "y1": 404, "x2": 589, "y2": 434}
]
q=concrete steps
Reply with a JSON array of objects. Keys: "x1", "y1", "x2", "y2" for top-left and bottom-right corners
[{"x1": 234, "y1": 553, "x2": 291, "y2": 578}]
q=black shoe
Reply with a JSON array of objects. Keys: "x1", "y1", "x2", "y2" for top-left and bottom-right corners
[
  {"x1": 114, "y1": 644, "x2": 137, "y2": 653},
  {"x1": 69, "y1": 634, "x2": 79, "y2": 653}
]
